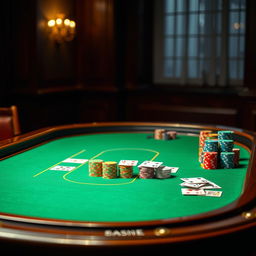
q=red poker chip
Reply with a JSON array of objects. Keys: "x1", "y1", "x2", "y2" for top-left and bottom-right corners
[{"x1": 203, "y1": 152, "x2": 218, "y2": 169}]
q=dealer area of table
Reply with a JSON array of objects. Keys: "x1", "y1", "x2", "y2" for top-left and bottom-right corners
[{"x1": 0, "y1": 122, "x2": 256, "y2": 254}]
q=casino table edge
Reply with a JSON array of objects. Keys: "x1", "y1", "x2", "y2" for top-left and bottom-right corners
[{"x1": 0, "y1": 121, "x2": 256, "y2": 247}]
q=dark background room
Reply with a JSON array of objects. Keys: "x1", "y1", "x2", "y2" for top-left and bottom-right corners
[{"x1": 1, "y1": 0, "x2": 256, "y2": 135}]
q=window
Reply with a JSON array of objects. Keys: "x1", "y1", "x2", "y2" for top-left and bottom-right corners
[{"x1": 154, "y1": 0, "x2": 246, "y2": 87}]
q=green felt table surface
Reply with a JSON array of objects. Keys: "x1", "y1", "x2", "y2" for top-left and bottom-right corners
[{"x1": 0, "y1": 132, "x2": 250, "y2": 223}]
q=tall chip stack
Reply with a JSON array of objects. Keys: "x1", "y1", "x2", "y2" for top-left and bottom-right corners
[
  {"x1": 218, "y1": 131, "x2": 235, "y2": 169},
  {"x1": 199, "y1": 130, "x2": 212, "y2": 164},
  {"x1": 199, "y1": 130, "x2": 240, "y2": 169}
]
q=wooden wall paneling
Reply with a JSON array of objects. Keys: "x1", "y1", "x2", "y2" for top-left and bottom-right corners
[
  {"x1": 125, "y1": 91, "x2": 241, "y2": 127},
  {"x1": 4, "y1": 0, "x2": 78, "y2": 95},
  {"x1": 136, "y1": 0, "x2": 154, "y2": 86},
  {"x1": 240, "y1": 100, "x2": 256, "y2": 131},
  {"x1": 10, "y1": 0, "x2": 37, "y2": 94},
  {"x1": 78, "y1": 92, "x2": 118, "y2": 123},
  {"x1": 118, "y1": 0, "x2": 154, "y2": 89},
  {"x1": 2, "y1": 0, "x2": 14, "y2": 103},
  {"x1": 17, "y1": 92, "x2": 81, "y2": 132},
  {"x1": 117, "y1": 0, "x2": 139, "y2": 89},
  {"x1": 76, "y1": 0, "x2": 116, "y2": 89},
  {"x1": 135, "y1": 104, "x2": 238, "y2": 126}
]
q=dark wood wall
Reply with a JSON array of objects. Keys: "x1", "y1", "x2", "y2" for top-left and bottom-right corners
[{"x1": 2, "y1": 0, "x2": 256, "y2": 133}]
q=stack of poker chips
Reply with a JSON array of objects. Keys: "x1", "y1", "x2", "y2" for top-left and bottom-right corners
[
  {"x1": 138, "y1": 161, "x2": 174, "y2": 179},
  {"x1": 154, "y1": 129, "x2": 165, "y2": 140},
  {"x1": 202, "y1": 139, "x2": 219, "y2": 169},
  {"x1": 220, "y1": 152, "x2": 235, "y2": 169},
  {"x1": 88, "y1": 160, "x2": 137, "y2": 179},
  {"x1": 119, "y1": 165, "x2": 133, "y2": 178},
  {"x1": 139, "y1": 166, "x2": 173, "y2": 179},
  {"x1": 203, "y1": 152, "x2": 218, "y2": 169},
  {"x1": 218, "y1": 131, "x2": 235, "y2": 169},
  {"x1": 199, "y1": 130, "x2": 240, "y2": 169},
  {"x1": 198, "y1": 130, "x2": 212, "y2": 162},
  {"x1": 118, "y1": 160, "x2": 138, "y2": 178},
  {"x1": 154, "y1": 129, "x2": 177, "y2": 140},
  {"x1": 138, "y1": 161, "x2": 162, "y2": 179},
  {"x1": 89, "y1": 159, "x2": 103, "y2": 177},
  {"x1": 88, "y1": 160, "x2": 177, "y2": 180},
  {"x1": 103, "y1": 161, "x2": 118, "y2": 179},
  {"x1": 139, "y1": 167, "x2": 155, "y2": 179},
  {"x1": 155, "y1": 166, "x2": 173, "y2": 179},
  {"x1": 233, "y1": 148, "x2": 240, "y2": 167}
]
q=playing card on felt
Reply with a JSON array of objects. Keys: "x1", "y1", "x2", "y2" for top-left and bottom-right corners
[
  {"x1": 200, "y1": 182, "x2": 221, "y2": 190},
  {"x1": 181, "y1": 188, "x2": 206, "y2": 196},
  {"x1": 180, "y1": 182, "x2": 205, "y2": 189},
  {"x1": 160, "y1": 166, "x2": 172, "y2": 171},
  {"x1": 50, "y1": 165, "x2": 76, "y2": 171},
  {"x1": 181, "y1": 177, "x2": 209, "y2": 184},
  {"x1": 204, "y1": 190, "x2": 223, "y2": 197},
  {"x1": 165, "y1": 167, "x2": 179, "y2": 173},
  {"x1": 63, "y1": 158, "x2": 88, "y2": 164},
  {"x1": 138, "y1": 161, "x2": 163, "y2": 168},
  {"x1": 118, "y1": 160, "x2": 138, "y2": 166}
]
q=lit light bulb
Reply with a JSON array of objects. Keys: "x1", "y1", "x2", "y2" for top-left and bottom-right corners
[
  {"x1": 69, "y1": 21, "x2": 76, "y2": 28},
  {"x1": 56, "y1": 18, "x2": 63, "y2": 25},
  {"x1": 47, "y1": 16, "x2": 76, "y2": 43},
  {"x1": 64, "y1": 19, "x2": 70, "y2": 26},
  {"x1": 47, "y1": 19, "x2": 55, "y2": 27}
]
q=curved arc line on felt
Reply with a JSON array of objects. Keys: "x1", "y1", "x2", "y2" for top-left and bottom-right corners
[{"x1": 62, "y1": 148, "x2": 160, "y2": 186}]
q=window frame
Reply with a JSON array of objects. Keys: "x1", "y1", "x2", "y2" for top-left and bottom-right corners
[{"x1": 153, "y1": 0, "x2": 246, "y2": 88}]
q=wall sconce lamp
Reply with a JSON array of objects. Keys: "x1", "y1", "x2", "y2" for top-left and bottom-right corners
[{"x1": 47, "y1": 14, "x2": 76, "y2": 43}]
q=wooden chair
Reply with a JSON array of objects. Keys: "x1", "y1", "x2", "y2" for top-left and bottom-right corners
[{"x1": 0, "y1": 105, "x2": 21, "y2": 140}]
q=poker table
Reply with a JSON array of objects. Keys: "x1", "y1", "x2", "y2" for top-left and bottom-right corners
[{"x1": 0, "y1": 122, "x2": 256, "y2": 254}]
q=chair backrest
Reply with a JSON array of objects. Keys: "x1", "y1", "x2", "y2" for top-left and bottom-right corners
[{"x1": 0, "y1": 105, "x2": 21, "y2": 140}]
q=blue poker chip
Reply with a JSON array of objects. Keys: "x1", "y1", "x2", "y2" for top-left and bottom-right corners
[
  {"x1": 218, "y1": 131, "x2": 234, "y2": 140},
  {"x1": 220, "y1": 152, "x2": 235, "y2": 169},
  {"x1": 203, "y1": 140, "x2": 218, "y2": 152},
  {"x1": 218, "y1": 139, "x2": 234, "y2": 152}
]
